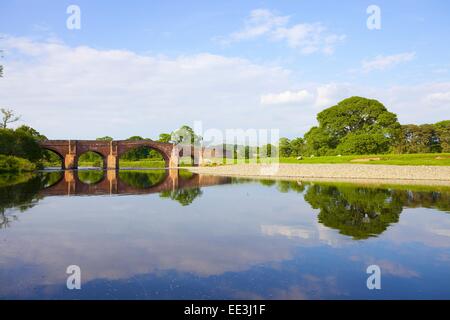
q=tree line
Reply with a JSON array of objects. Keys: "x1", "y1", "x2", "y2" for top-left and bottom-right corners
[
  {"x1": 1, "y1": 96, "x2": 449, "y2": 172},
  {"x1": 278, "y1": 96, "x2": 450, "y2": 157}
]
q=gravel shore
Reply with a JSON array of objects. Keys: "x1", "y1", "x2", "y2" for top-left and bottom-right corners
[{"x1": 186, "y1": 163, "x2": 450, "y2": 186}]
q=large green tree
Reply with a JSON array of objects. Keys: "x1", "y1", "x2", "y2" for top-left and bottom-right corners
[{"x1": 304, "y1": 97, "x2": 401, "y2": 155}]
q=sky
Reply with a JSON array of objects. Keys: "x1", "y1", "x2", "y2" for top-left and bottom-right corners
[{"x1": 0, "y1": 0, "x2": 449, "y2": 140}]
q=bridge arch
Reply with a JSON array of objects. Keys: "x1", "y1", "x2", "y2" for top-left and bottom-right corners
[
  {"x1": 41, "y1": 147, "x2": 65, "y2": 169},
  {"x1": 117, "y1": 140, "x2": 173, "y2": 168},
  {"x1": 77, "y1": 150, "x2": 107, "y2": 169}
]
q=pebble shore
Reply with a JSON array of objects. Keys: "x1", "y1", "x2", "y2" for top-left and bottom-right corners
[{"x1": 186, "y1": 163, "x2": 450, "y2": 186}]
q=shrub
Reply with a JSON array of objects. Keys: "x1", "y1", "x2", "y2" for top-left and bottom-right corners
[{"x1": 0, "y1": 155, "x2": 36, "y2": 172}]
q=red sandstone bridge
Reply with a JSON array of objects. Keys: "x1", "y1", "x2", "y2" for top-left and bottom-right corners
[
  {"x1": 39, "y1": 140, "x2": 227, "y2": 169},
  {"x1": 40, "y1": 170, "x2": 231, "y2": 197}
]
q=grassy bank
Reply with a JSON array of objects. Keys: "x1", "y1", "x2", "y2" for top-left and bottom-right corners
[
  {"x1": 204, "y1": 153, "x2": 450, "y2": 166},
  {"x1": 278, "y1": 153, "x2": 450, "y2": 166}
]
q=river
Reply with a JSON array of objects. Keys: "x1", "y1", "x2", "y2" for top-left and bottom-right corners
[{"x1": 1, "y1": 169, "x2": 449, "y2": 299}]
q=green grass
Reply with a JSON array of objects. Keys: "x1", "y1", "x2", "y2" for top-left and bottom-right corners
[
  {"x1": 277, "y1": 153, "x2": 450, "y2": 166},
  {"x1": 197, "y1": 153, "x2": 450, "y2": 166},
  {"x1": 119, "y1": 159, "x2": 166, "y2": 168}
]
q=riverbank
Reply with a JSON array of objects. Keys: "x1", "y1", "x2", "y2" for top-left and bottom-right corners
[{"x1": 186, "y1": 163, "x2": 450, "y2": 187}]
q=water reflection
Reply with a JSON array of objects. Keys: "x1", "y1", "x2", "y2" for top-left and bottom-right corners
[{"x1": 1, "y1": 172, "x2": 450, "y2": 299}]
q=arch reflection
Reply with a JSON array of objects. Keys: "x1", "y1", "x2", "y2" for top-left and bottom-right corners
[{"x1": 40, "y1": 169, "x2": 231, "y2": 197}]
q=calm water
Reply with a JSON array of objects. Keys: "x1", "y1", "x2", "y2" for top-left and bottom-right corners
[{"x1": 1, "y1": 169, "x2": 450, "y2": 300}]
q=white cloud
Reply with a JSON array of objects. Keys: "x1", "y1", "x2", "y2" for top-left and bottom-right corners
[
  {"x1": 361, "y1": 52, "x2": 416, "y2": 73},
  {"x1": 0, "y1": 36, "x2": 295, "y2": 139},
  {"x1": 426, "y1": 91, "x2": 450, "y2": 103},
  {"x1": 261, "y1": 83, "x2": 351, "y2": 109},
  {"x1": 227, "y1": 9, "x2": 289, "y2": 42},
  {"x1": 260, "y1": 89, "x2": 313, "y2": 105},
  {"x1": 0, "y1": 36, "x2": 448, "y2": 140},
  {"x1": 220, "y1": 9, "x2": 345, "y2": 55}
]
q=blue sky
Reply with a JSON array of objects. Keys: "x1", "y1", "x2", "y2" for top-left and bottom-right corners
[{"x1": 1, "y1": 0, "x2": 449, "y2": 139}]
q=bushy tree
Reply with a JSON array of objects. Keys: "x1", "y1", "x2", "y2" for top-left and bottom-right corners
[
  {"x1": 337, "y1": 133, "x2": 390, "y2": 155},
  {"x1": 96, "y1": 136, "x2": 113, "y2": 141},
  {"x1": 279, "y1": 138, "x2": 292, "y2": 157},
  {"x1": 158, "y1": 133, "x2": 172, "y2": 143},
  {"x1": 171, "y1": 125, "x2": 202, "y2": 146},
  {"x1": 15, "y1": 125, "x2": 47, "y2": 141},
  {"x1": 435, "y1": 120, "x2": 450, "y2": 152},
  {"x1": 303, "y1": 97, "x2": 401, "y2": 155},
  {"x1": 289, "y1": 137, "x2": 305, "y2": 157},
  {"x1": 394, "y1": 123, "x2": 445, "y2": 153},
  {"x1": 0, "y1": 128, "x2": 43, "y2": 162}
]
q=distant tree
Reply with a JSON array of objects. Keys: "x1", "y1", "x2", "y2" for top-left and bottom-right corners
[
  {"x1": 244, "y1": 145, "x2": 251, "y2": 159},
  {"x1": 0, "y1": 65, "x2": 3, "y2": 77},
  {"x1": 394, "y1": 124, "x2": 441, "y2": 153},
  {"x1": 260, "y1": 144, "x2": 277, "y2": 158},
  {"x1": 171, "y1": 125, "x2": 202, "y2": 146},
  {"x1": 158, "y1": 133, "x2": 172, "y2": 143},
  {"x1": 289, "y1": 137, "x2": 305, "y2": 157},
  {"x1": 279, "y1": 138, "x2": 292, "y2": 157},
  {"x1": 96, "y1": 136, "x2": 113, "y2": 141},
  {"x1": 127, "y1": 135, "x2": 146, "y2": 141},
  {"x1": 1, "y1": 108, "x2": 21, "y2": 129},
  {"x1": 435, "y1": 120, "x2": 450, "y2": 152}
]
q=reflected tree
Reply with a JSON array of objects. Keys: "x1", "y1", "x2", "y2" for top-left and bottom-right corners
[
  {"x1": 160, "y1": 188, "x2": 202, "y2": 206},
  {"x1": 277, "y1": 180, "x2": 306, "y2": 193},
  {"x1": 304, "y1": 184, "x2": 403, "y2": 239},
  {"x1": 119, "y1": 170, "x2": 166, "y2": 188},
  {"x1": 0, "y1": 174, "x2": 44, "y2": 229},
  {"x1": 78, "y1": 170, "x2": 105, "y2": 184}
]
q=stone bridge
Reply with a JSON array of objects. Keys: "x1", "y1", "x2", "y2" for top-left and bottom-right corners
[
  {"x1": 40, "y1": 170, "x2": 232, "y2": 196},
  {"x1": 39, "y1": 140, "x2": 227, "y2": 169}
]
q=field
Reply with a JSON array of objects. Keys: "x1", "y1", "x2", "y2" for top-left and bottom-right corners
[
  {"x1": 206, "y1": 153, "x2": 450, "y2": 166},
  {"x1": 49, "y1": 153, "x2": 450, "y2": 168},
  {"x1": 278, "y1": 153, "x2": 450, "y2": 166}
]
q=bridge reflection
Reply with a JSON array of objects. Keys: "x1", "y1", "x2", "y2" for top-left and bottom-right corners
[{"x1": 41, "y1": 170, "x2": 231, "y2": 196}]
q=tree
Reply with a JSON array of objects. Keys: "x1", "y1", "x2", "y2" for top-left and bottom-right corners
[
  {"x1": 394, "y1": 124, "x2": 442, "y2": 153},
  {"x1": 15, "y1": 125, "x2": 47, "y2": 141},
  {"x1": 337, "y1": 132, "x2": 390, "y2": 155},
  {"x1": 260, "y1": 144, "x2": 277, "y2": 158},
  {"x1": 0, "y1": 128, "x2": 43, "y2": 162},
  {"x1": 290, "y1": 137, "x2": 304, "y2": 157},
  {"x1": 1, "y1": 108, "x2": 21, "y2": 129},
  {"x1": 304, "y1": 184, "x2": 403, "y2": 239},
  {"x1": 171, "y1": 125, "x2": 202, "y2": 145},
  {"x1": 158, "y1": 133, "x2": 172, "y2": 143},
  {"x1": 0, "y1": 65, "x2": 3, "y2": 77},
  {"x1": 435, "y1": 120, "x2": 450, "y2": 152},
  {"x1": 279, "y1": 138, "x2": 292, "y2": 157},
  {"x1": 303, "y1": 97, "x2": 401, "y2": 155},
  {"x1": 96, "y1": 136, "x2": 113, "y2": 141}
]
